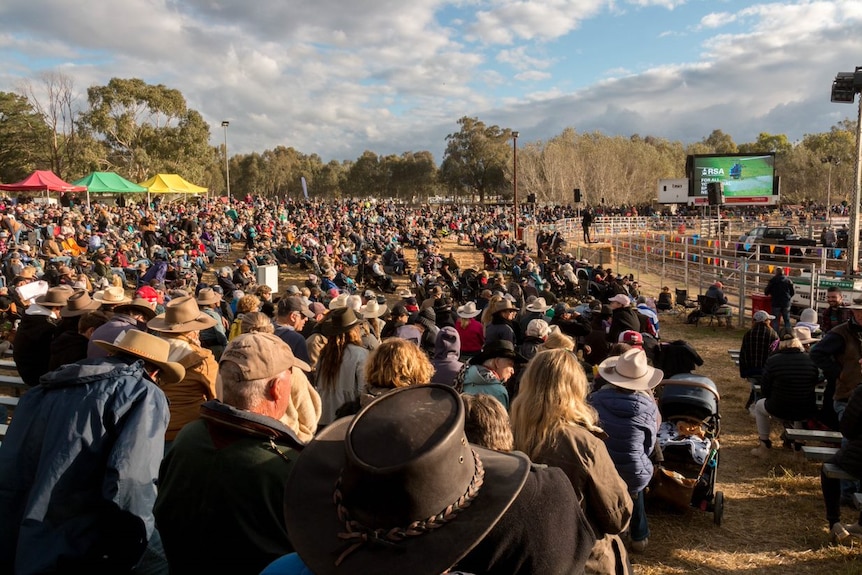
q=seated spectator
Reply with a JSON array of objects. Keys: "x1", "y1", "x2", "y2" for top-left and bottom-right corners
[
  {"x1": 590, "y1": 348, "x2": 662, "y2": 553},
  {"x1": 656, "y1": 286, "x2": 673, "y2": 312},
  {"x1": 0, "y1": 330, "x2": 177, "y2": 574},
  {"x1": 315, "y1": 308, "x2": 369, "y2": 425},
  {"x1": 739, "y1": 310, "x2": 780, "y2": 409},
  {"x1": 796, "y1": 308, "x2": 822, "y2": 336},
  {"x1": 458, "y1": 340, "x2": 527, "y2": 410},
  {"x1": 751, "y1": 335, "x2": 820, "y2": 457},
  {"x1": 512, "y1": 348, "x2": 633, "y2": 574},
  {"x1": 430, "y1": 326, "x2": 463, "y2": 386},
  {"x1": 462, "y1": 393, "x2": 514, "y2": 451},
  {"x1": 155, "y1": 332, "x2": 310, "y2": 575},
  {"x1": 821, "y1": 380, "x2": 862, "y2": 544},
  {"x1": 49, "y1": 292, "x2": 106, "y2": 370},
  {"x1": 455, "y1": 301, "x2": 485, "y2": 361},
  {"x1": 270, "y1": 384, "x2": 595, "y2": 575},
  {"x1": 362, "y1": 338, "x2": 434, "y2": 406}
]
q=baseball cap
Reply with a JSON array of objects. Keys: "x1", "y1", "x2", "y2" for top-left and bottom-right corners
[
  {"x1": 278, "y1": 296, "x2": 314, "y2": 318},
  {"x1": 618, "y1": 330, "x2": 644, "y2": 347},
  {"x1": 308, "y1": 302, "x2": 327, "y2": 316},
  {"x1": 220, "y1": 332, "x2": 311, "y2": 379},
  {"x1": 609, "y1": 294, "x2": 631, "y2": 306},
  {"x1": 753, "y1": 310, "x2": 775, "y2": 322}
]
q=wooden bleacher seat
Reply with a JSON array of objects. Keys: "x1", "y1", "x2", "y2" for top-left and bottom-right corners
[
  {"x1": 823, "y1": 462, "x2": 858, "y2": 481},
  {"x1": 802, "y1": 446, "x2": 839, "y2": 461},
  {"x1": 784, "y1": 429, "x2": 844, "y2": 444},
  {"x1": 0, "y1": 359, "x2": 16, "y2": 369}
]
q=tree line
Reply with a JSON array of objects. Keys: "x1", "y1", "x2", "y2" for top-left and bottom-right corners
[{"x1": 0, "y1": 73, "x2": 857, "y2": 206}]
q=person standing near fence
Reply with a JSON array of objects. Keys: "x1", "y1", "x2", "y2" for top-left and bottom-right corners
[
  {"x1": 764, "y1": 268, "x2": 795, "y2": 336},
  {"x1": 582, "y1": 208, "x2": 594, "y2": 243}
]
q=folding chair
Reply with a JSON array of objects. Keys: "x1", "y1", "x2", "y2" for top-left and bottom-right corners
[
  {"x1": 695, "y1": 295, "x2": 725, "y2": 327},
  {"x1": 674, "y1": 288, "x2": 697, "y2": 319}
]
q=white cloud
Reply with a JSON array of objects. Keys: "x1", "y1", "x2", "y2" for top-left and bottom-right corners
[
  {"x1": 497, "y1": 46, "x2": 553, "y2": 71},
  {"x1": 699, "y1": 11, "x2": 736, "y2": 29},
  {"x1": 515, "y1": 70, "x2": 552, "y2": 81}
]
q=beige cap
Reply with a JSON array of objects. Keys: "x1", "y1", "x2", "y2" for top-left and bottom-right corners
[{"x1": 220, "y1": 332, "x2": 311, "y2": 380}]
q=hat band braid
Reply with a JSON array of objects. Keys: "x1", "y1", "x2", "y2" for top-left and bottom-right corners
[{"x1": 332, "y1": 448, "x2": 485, "y2": 567}]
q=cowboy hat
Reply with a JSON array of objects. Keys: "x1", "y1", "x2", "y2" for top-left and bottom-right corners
[
  {"x1": 35, "y1": 285, "x2": 75, "y2": 307},
  {"x1": 320, "y1": 307, "x2": 361, "y2": 337},
  {"x1": 283, "y1": 384, "x2": 530, "y2": 575},
  {"x1": 147, "y1": 295, "x2": 217, "y2": 333},
  {"x1": 359, "y1": 299, "x2": 387, "y2": 319},
  {"x1": 525, "y1": 297, "x2": 551, "y2": 313},
  {"x1": 13, "y1": 266, "x2": 37, "y2": 282},
  {"x1": 470, "y1": 340, "x2": 528, "y2": 365},
  {"x1": 60, "y1": 290, "x2": 102, "y2": 317},
  {"x1": 490, "y1": 299, "x2": 517, "y2": 316},
  {"x1": 456, "y1": 302, "x2": 482, "y2": 318},
  {"x1": 597, "y1": 348, "x2": 663, "y2": 391},
  {"x1": 195, "y1": 287, "x2": 222, "y2": 306},
  {"x1": 416, "y1": 307, "x2": 437, "y2": 331},
  {"x1": 93, "y1": 286, "x2": 131, "y2": 306},
  {"x1": 114, "y1": 298, "x2": 158, "y2": 321},
  {"x1": 396, "y1": 288, "x2": 415, "y2": 299},
  {"x1": 792, "y1": 326, "x2": 820, "y2": 345},
  {"x1": 94, "y1": 329, "x2": 185, "y2": 385},
  {"x1": 328, "y1": 293, "x2": 349, "y2": 310}
]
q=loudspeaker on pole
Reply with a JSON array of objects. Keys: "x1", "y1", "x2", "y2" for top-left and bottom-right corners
[
  {"x1": 706, "y1": 182, "x2": 724, "y2": 205},
  {"x1": 573, "y1": 188, "x2": 582, "y2": 204}
]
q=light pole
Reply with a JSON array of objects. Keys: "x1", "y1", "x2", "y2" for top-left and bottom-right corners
[
  {"x1": 821, "y1": 155, "x2": 841, "y2": 226},
  {"x1": 512, "y1": 131, "x2": 519, "y2": 242},
  {"x1": 830, "y1": 67, "x2": 862, "y2": 274},
  {"x1": 221, "y1": 120, "x2": 231, "y2": 200}
]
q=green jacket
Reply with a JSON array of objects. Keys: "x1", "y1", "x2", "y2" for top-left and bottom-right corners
[{"x1": 154, "y1": 401, "x2": 304, "y2": 575}]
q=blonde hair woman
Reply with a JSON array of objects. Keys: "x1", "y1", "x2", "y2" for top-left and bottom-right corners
[
  {"x1": 511, "y1": 349, "x2": 633, "y2": 575},
  {"x1": 362, "y1": 339, "x2": 434, "y2": 405}
]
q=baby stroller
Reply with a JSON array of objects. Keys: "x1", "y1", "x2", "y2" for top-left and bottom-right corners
[{"x1": 650, "y1": 373, "x2": 724, "y2": 525}]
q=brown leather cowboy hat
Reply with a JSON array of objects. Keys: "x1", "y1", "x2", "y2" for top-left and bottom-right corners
[
  {"x1": 284, "y1": 384, "x2": 530, "y2": 575},
  {"x1": 319, "y1": 307, "x2": 360, "y2": 337},
  {"x1": 60, "y1": 290, "x2": 102, "y2": 317},
  {"x1": 94, "y1": 329, "x2": 185, "y2": 384},
  {"x1": 469, "y1": 340, "x2": 528, "y2": 365},
  {"x1": 147, "y1": 295, "x2": 217, "y2": 333}
]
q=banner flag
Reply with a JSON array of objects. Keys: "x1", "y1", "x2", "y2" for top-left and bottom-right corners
[{"x1": 301, "y1": 177, "x2": 308, "y2": 199}]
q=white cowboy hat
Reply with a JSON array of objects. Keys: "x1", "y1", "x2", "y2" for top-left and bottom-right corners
[
  {"x1": 359, "y1": 299, "x2": 388, "y2": 319},
  {"x1": 597, "y1": 348, "x2": 663, "y2": 391},
  {"x1": 93, "y1": 286, "x2": 132, "y2": 305},
  {"x1": 456, "y1": 302, "x2": 482, "y2": 318},
  {"x1": 792, "y1": 326, "x2": 820, "y2": 345},
  {"x1": 328, "y1": 293, "x2": 349, "y2": 310},
  {"x1": 525, "y1": 297, "x2": 551, "y2": 313}
]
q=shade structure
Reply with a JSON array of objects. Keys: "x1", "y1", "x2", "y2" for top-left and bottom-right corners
[
  {"x1": 0, "y1": 170, "x2": 87, "y2": 193},
  {"x1": 138, "y1": 174, "x2": 208, "y2": 195},
  {"x1": 72, "y1": 172, "x2": 147, "y2": 194}
]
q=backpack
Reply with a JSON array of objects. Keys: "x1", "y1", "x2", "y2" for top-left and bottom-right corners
[
  {"x1": 686, "y1": 309, "x2": 703, "y2": 324},
  {"x1": 228, "y1": 314, "x2": 244, "y2": 341}
]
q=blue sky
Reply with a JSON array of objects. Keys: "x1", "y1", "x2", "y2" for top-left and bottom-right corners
[{"x1": 0, "y1": 0, "x2": 860, "y2": 164}]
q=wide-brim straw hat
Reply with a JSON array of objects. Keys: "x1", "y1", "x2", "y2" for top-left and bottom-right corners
[
  {"x1": 793, "y1": 326, "x2": 820, "y2": 345},
  {"x1": 35, "y1": 285, "x2": 75, "y2": 307},
  {"x1": 196, "y1": 287, "x2": 222, "y2": 306},
  {"x1": 525, "y1": 297, "x2": 551, "y2": 313},
  {"x1": 114, "y1": 298, "x2": 158, "y2": 321},
  {"x1": 60, "y1": 290, "x2": 102, "y2": 317},
  {"x1": 597, "y1": 348, "x2": 663, "y2": 391},
  {"x1": 284, "y1": 384, "x2": 530, "y2": 575},
  {"x1": 456, "y1": 301, "x2": 482, "y2": 318},
  {"x1": 147, "y1": 295, "x2": 217, "y2": 333},
  {"x1": 328, "y1": 293, "x2": 349, "y2": 310},
  {"x1": 93, "y1": 286, "x2": 131, "y2": 306},
  {"x1": 359, "y1": 299, "x2": 388, "y2": 319},
  {"x1": 94, "y1": 329, "x2": 185, "y2": 385}
]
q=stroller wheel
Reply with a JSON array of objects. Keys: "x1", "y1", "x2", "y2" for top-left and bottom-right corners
[{"x1": 713, "y1": 491, "x2": 725, "y2": 526}]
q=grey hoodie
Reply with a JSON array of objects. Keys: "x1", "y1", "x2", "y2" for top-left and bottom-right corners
[{"x1": 431, "y1": 326, "x2": 464, "y2": 386}]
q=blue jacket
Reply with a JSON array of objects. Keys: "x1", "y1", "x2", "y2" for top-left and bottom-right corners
[
  {"x1": 461, "y1": 365, "x2": 509, "y2": 410},
  {"x1": 588, "y1": 385, "x2": 658, "y2": 493},
  {"x1": 0, "y1": 358, "x2": 169, "y2": 575}
]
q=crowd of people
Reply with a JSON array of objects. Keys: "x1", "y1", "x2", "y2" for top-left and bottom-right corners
[{"x1": 0, "y1": 194, "x2": 861, "y2": 574}]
